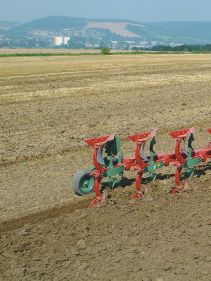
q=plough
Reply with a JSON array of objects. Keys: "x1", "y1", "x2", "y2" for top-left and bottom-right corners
[{"x1": 72, "y1": 127, "x2": 211, "y2": 207}]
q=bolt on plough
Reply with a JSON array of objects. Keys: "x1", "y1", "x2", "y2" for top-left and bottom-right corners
[{"x1": 72, "y1": 127, "x2": 211, "y2": 207}]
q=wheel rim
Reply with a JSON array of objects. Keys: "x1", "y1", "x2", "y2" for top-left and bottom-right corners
[{"x1": 80, "y1": 176, "x2": 94, "y2": 194}]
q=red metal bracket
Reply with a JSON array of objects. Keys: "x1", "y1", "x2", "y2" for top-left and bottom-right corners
[
  {"x1": 169, "y1": 127, "x2": 195, "y2": 140},
  {"x1": 87, "y1": 194, "x2": 106, "y2": 208},
  {"x1": 128, "y1": 129, "x2": 156, "y2": 143},
  {"x1": 127, "y1": 129, "x2": 159, "y2": 199},
  {"x1": 84, "y1": 133, "x2": 115, "y2": 148}
]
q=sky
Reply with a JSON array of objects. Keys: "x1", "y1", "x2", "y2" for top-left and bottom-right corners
[{"x1": 1, "y1": 0, "x2": 211, "y2": 23}]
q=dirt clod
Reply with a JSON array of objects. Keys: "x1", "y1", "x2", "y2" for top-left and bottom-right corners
[
  {"x1": 75, "y1": 239, "x2": 86, "y2": 251},
  {"x1": 19, "y1": 225, "x2": 31, "y2": 236},
  {"x1": 206, "y1": 218, "x2": 211, "y2": 225}
]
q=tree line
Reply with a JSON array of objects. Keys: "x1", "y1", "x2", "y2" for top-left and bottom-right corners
[{"x1": 149, "y1": 44, "x2": 211, "y2": 53}]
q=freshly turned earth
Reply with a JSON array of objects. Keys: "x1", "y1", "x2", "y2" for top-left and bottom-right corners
[{"x1": 0, "y1": 53, "x2": 211, "y2": 280}]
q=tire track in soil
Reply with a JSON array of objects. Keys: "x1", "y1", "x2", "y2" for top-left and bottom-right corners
[
  {"x1": 1, "y1": 163, "x2": 210, "y2": 234},
  {"x1": 0, "y1": 197, "x2": 91, "y2": 233}
]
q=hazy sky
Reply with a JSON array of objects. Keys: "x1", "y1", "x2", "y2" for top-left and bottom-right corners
[{"x1": 1, "y1": 0, "x2": 211, "y2": 23}]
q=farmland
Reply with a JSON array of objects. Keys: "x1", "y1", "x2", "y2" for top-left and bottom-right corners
[{"x1": 0, "y1": 53, "x2": 211, "y2": 280}]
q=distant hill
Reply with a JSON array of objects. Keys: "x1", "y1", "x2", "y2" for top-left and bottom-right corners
[
  {"x1": 2, "y1": 16, "x2": 211, "y2": 48},
  {"x1": 91, "y1": 18, "x2": 141, "y2": 25},
  {"x1": 0, "y1": 20, "x2": 20, "y2": 31},
  {"x1": 147, "y1": 22, "x2": 211, "y2": 44},
  {"x1": 7, "y1": 16, "x2": 87, "y2": 35}
]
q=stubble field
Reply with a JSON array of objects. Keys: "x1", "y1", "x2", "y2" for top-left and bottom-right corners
[{"x1": 0, "y1": 53, "x2": 211, "y2": 281}]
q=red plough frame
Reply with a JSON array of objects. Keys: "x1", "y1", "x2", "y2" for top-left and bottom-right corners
[{"x1": 72, "y1": 127, "x2": 211, "y2": 207}]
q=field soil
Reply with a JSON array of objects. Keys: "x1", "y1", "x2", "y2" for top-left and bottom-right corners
[
  {"x1": 0, "y1": 54, "x2": 211, "y2": 280},
  {"x1": 0, "y1": 48, "x2": 101, "y2": 54},
  {"x1": 86, "y1": 22, "x2": 138, "y2": 37}
]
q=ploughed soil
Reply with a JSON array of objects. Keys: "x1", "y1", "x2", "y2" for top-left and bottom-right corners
[
  {"x1": 0, "y1": 54, "x2": 211, "y2": 280},
  {"x1": 1, "y1": 175, "x2": 211, "y2": 281}
]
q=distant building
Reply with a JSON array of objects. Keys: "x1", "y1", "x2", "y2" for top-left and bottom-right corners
[
  {"x1": 53, "y1": 36, "x2": 70, "y2": 46},
  {"x1": 54, "y1": 36, "x2": 63, "y2": 46},
  {"x1": 63, "y1": 36, "x2": 70, "y2": 45}
]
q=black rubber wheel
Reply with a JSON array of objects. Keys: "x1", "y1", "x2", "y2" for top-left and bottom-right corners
[{"x1": 72, "y1": 169, "x2": 95, "y2": 196}]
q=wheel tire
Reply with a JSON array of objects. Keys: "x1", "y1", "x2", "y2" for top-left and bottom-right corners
[{"x1": 72, "y1": 169, "x2": 95, "y2": 196}]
